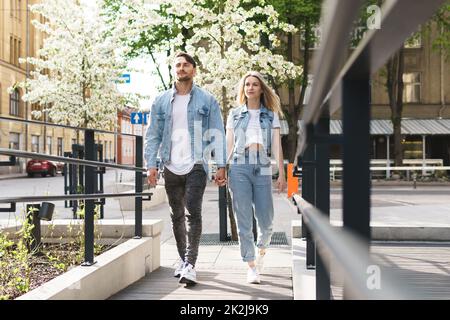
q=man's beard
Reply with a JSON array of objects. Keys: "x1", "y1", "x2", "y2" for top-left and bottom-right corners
[{"x1": 176, "y1": 75, "x2": 192, "y2": 82}]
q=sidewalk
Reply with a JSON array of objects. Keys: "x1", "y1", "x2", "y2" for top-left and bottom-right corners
[
  {"x1": 111, "y1": 182, "x2": 296, "y2": 300},
  {"x1": 0, "y1": 172, "x2": 27, "y2": 180}
]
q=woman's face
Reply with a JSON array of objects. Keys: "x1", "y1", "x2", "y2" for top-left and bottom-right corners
[{"x1": 244, "y1": 76, "x2": 263, "y2": 100}]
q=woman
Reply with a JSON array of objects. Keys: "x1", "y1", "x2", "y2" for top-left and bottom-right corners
[{"x1": 226, "y1": 71, "x2": 286, "y2": 284}]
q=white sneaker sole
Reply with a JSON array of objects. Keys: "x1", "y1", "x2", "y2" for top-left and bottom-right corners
[
  {"x1": 179, "y1": 276, "x2": 197, "y2": 285},
  {"x1": 247, "y1": 278, "x2": 261, "y2": 284}
]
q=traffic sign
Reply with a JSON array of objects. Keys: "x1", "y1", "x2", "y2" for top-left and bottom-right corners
[
  {"x1": 130, "y1": 112, "x2": 150, "y2": 125},
  {"x1": 143, "y1": 112, "x2": 149, "y2": 125},
  {"x1": 120, "y1": 74, "x2": 131, "y2": 84},
  {"x1": 131, "y1": 112, "x2": 142, "y2": 124}
]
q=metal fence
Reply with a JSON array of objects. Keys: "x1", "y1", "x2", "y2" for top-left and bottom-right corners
[
  {"x1": 0, "y1": 116, "x2": 151, "y2": 266},
  {"x1": 293, "y1": 0, "x2": 447, "y2": 299}
]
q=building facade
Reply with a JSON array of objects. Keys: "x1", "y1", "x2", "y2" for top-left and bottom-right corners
[{"x1": 0, "y1": 0, "x2": 115, "y2": 174}]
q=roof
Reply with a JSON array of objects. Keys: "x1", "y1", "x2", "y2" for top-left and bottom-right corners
[{"x1": 293, "y1": 119, "x2": 450, "y2": 135}]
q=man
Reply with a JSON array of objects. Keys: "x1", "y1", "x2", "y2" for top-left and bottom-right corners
[{"x1": 145, "y1": 52, "x2": 226, "y2": 285}]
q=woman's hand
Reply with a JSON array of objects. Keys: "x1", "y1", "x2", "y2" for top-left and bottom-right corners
[{"x1": 276, "y1": 175, "x2": 287, "y2": 193}]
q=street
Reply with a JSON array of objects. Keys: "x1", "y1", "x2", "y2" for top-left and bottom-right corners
[{"x1": 2, "y1": 171, "x2": 450, "y2": 220}]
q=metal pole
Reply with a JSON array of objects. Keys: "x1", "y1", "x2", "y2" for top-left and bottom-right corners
[
  {"x1": 252, "y1": 213, "x2": 257, "y2": 242},
  {"x1": 386, "y1": 135, "x2": 390, "y2": 179},
  {"x1": 26, "y1": 204, "x2": 41, "y2": 254},
  {"x1": 219, "y1": 186, "x2": 228, "y2": 241},
  {"x1": 422, "y1": 135, "x2": 426, "y2": 176},
  {"x1": 24, "y1": 0, "x2": 30, "y2": 170},
  {"x1": 134, "y1": 135, "x2": 143, "y2": 238},
  {"x1": 342, "y1": 74, "x2": 371, "y2": 298},
  {"x1": 82, "y1": 129, "x2": 95, "y2": 266},
  {"x1": 315, "y1": 110, "x2": 331, "y2": 300},
  {"x1": 302, "y1": 126, "x2": 316, "y2": 269}
]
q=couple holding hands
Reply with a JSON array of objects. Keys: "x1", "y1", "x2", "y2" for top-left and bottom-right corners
[{"x1": 145, "y1": 52, "x2": 286, "y2": 286}]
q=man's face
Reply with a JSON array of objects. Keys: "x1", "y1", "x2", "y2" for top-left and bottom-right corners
[{"x1": 174, "y1": 56, "x2": 196, "y2": 82}]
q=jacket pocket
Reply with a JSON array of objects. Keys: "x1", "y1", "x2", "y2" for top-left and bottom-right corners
[{"x1": 197, "y1": 106, "x2": 210, "y2": 117}]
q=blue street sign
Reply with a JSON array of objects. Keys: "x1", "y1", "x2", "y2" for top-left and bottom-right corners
[
  {"x1": 143, "y1": 112, "x2": 149, "y2": 125},
  {"x1": 130, "y1": 112, "x2": 142, "y2": 124},
  {"x1": 121, "y1": 74, "x2": 131, "y2": 84}
]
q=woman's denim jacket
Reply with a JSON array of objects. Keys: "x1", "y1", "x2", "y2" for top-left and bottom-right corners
[
  {"x1": 144, "y1": 84, "x2": 226, "y2": 174},
  {"x1": 229, "y1": 104, "x2": 274, "y2": 164}
]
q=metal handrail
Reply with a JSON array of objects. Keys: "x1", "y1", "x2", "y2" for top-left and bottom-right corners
[
  {"x1": 0, "y1": 126, "x2": 146, "y2": 265},
  {"x1": 292, "y1": 194, "x2": 418, "y2": 300},
  {"x1": 0, "y1": 116, "x2": 142, "y2": 138},
  {"x1": 292, "y1": 0, "x2": 447, "y2": 300},
  {"x1": 0, "y1": 192, "x2": 152, "y2": 204},
  {"x1": 0, "y1": 148, "x2": 146, "y2": 172}
]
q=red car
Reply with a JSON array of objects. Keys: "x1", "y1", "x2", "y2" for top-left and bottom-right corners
[{"x1": 26, "y1": 159, "x2": 64, "y2": 177}]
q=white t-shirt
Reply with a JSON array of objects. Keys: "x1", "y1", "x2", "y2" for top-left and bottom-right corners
[
  {"x1": 165, "y1": 94, "x2": 195, "y2": 175},
  {"x1": 226, "y1": 108, "x2": 281, "y2": 148}
]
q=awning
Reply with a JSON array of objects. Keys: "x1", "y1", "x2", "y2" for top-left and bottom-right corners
[{"x1": 293, "y1": 119, "x2": 450, "y2": 135}]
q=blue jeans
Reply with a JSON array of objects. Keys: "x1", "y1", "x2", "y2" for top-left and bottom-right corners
[{"x1": 228, "y1": 151, "x2": 274, "y2": 262}]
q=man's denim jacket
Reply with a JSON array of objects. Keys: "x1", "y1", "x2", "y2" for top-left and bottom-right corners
[
  {"x1": 144, "y1": 84, "x2": 226, "y2": 174},
  {"x1": 229, "y1": 104, "x2": 274, "y2": 164}
]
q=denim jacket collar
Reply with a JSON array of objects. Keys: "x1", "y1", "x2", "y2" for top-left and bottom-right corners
[
  {"x1": 171, "y1": 82, "x2": 197, "y2": 98},
  {"x1": 240, "y1": 103, "x2": 270, "y2": 116}
]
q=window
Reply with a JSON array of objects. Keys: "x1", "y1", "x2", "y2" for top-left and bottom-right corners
[
  {"x1": 403, "y1": 73, "x2": 421, "y2": 103},
  {"x1": 18, "y1": 0, "x2": 22, "y2": 21},
  {"x1": 18, "y1": 40, "x2": 22, "y2": 64},
  {"x1": 9, "y1": 36, "x2": 22, "y2": 66},
  {"x1": 10, "y1": 36, "x2": 13, "y2": 64},
  {"x1": 109, "y1": 141, "x2": 113, "y2": 163},
  {"x1": 301, "y1": 26, "x2": 322, "y2": 50},
  {"x1": 57, "y1": 138, "x2": 63, "y2": 156},
  {"x1": 9, "y1": 89, "x2": 20, "y2": 116},
  {"x1": 404, "y1": 32, "x2": 421, "y2": 48},
  {"x1": 31, "y1": 135, "x2": 40, "y2": 153},
  {"x1": 9, "y1": 133, "x2": 20, "y2": 150},
  {"x1": 46, "y1": 136, "x2": 52, "y2": 155},
  {"x1": 14, "y1": 38, "x2": 17, "y2": 65}
]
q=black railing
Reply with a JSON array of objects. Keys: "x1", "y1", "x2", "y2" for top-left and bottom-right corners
[
  {"x1": 293, "y1": 0, "x2": 446, "y2": 299},
  {"x1": 0, "y1": 117, "x2": 150, "y2": 266}
]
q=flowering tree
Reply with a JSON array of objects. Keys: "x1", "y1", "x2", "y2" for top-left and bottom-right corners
[
  {"x1": 181, "y1": 0, "x2": 302, "y2": 118},
  {"x1": 14, "y1": 0, "x2": 132, "y2": 130},
  {"x1": 106, "y1": 0, "x2": 302, "y2": 118}
]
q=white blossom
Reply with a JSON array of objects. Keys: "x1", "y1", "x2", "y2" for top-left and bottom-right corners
[{"x1": 13, "y1": 0, "x2": 133, "y2": 129}]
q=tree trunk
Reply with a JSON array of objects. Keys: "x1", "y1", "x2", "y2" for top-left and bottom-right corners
[
  {"x1": 286, "y1": 30, "x2": 297, "y2": 162},
  {"x1": 387, "y1": 48, "x2": 404, "y2": 167},
  {"x1": 219, "y1": 17, "x2": 238, "y2": 241},
  {"x1": 291, "y1": 18, "x2": 311, "y2": 162}
]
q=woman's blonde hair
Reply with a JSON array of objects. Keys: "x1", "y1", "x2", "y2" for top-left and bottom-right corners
[{"x1": 236, "y1": 71, "x2": 283, "y2": 117}]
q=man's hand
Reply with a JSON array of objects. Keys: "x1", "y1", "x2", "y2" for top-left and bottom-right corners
[
  {"x1": 214, "y1": 167, "x2": 227, "y2": 187},
  {"x1": 147, "y1": 168, "x2": 158, "y2": 188}
]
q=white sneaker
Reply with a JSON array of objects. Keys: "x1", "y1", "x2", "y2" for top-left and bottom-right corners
[
  {"x1": 179, "y1": 263, "x2": 197, "y2": 285},
  {"x1": 256, "y1": 253, "x2": 265, "y2": 274},
  {"x1": 173, "y1": 261, "x2": 185, "y2": 278},
  {"x1": 247, "y1": 267, "x2": 261, "y2": 284}
]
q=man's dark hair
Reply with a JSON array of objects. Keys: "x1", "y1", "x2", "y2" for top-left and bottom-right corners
[{"x1": 175, "y1": 52, "x2": 197, "y2": 68}]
